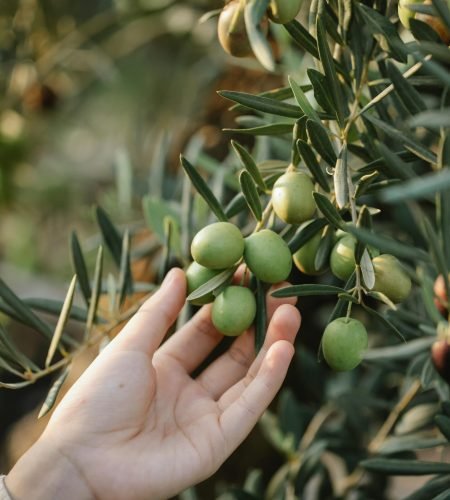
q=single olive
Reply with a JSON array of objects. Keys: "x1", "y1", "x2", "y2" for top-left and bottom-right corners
[
  {"x1": 191, "y1": 222, "x2": 244, "y2": 270},
  {"x1": 217, "y1": 0, "x2": 269, "y2": 57},
  {"x1": 272, "y1": 172, "x2": 316, "y2": 225},
  {"x1": 322, "y1": 317, "x2": 368, "y2": 371},
  {"x1": 434, "y1": 274, "x2": 449, "y2": 315},
  {"x1": 293, "y1": 231, "x2": 326, "y2": 275},
  {"x1": 244, "y1": 229, "x2": 292, "y2": 283},
  {"x1": 212, "y1": 286, "x2": 257, "y2": 336},
  {"x1": 372, "y1": 254, "x2": 412, "y2": 303},
  {"x1": 432, "y1": 339, "x2": 450, "y2": 384},
  {"x1": 186, "y1": 262, "x2": 223, "y2": 306},
  {"x1": 330, "y1": 235, "x2": 356, "y2": 281},
  {"x1": 268, "y1": 0, "x2": 302, "y2": 24}
]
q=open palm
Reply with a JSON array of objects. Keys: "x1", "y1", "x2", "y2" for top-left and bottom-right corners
[{"x1": 8, "y1": 269, "x2": 300, "y2": 500}]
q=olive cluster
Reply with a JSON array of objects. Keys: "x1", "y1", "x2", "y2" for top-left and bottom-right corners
[
  {"x1": 187, "y1": 169, "x2": 413, "y2": 372},
  {"x1": 217, "y1": 0, "x2": 302, "y2": 58},
  {"x1": 186, "y1": 221, "x2": 292, "y2": 336}
]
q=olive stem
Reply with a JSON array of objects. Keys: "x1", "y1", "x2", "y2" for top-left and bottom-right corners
[{"x1": 254, "y1": 200, "x2": 273, "y2": 232}]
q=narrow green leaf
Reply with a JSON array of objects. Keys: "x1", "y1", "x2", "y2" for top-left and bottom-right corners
[
  {"x1": 410, "y1": 18, "x2": 442, "y2": 42},
  {"x1": 378, "y1": 436, "x2": 447, "y2": 455},
  {"x1": 362, "y1": 304, "x2": 405, "y2": 342},
  {"x1": 366, "y1": 290, "x2": 397, "y2": 310},
  {"x1": 409, "y1": 109, "x2": 450, "y2": 129},
  {"x1": 431, "y1": 489, "x2": 450, "y2": 500},
  {"x1": 180, "y1": 155, "x2": 228, "y2": 222},
  {"x1": 225, "y1": 193, "x2": 248, "y2": 218},
  {"x1": 381, "y1": 169, "x2": 450, "y2": 203},
  {"x1": 387, "y1": 61, "x2": 427, "y2": 115},
  {"x1": 435, "y1": 414, "x2": 450, "y2": 441},
  {"x1": 218, "y1": 90, "x2": 302, "y2": 119},
  {"x1": 96, "y1": 206, "x2": 122, "y2": 266},
  {"x1": 334, "y1": 145, "x2": 348, "y2": 209},
  {"x1": 187, "y1": 267, "x2": 236, "y2": 303},
  {"x1": 366, "y1": 115, "x2": 437, "y2": 164},
  {"x1": 45, "y1": 275, "x2": 77, "y2": 368},
  {"x1": 255, "y1": 280, "x2": 267, "y2": 353},
  {"x1": 307, "y1": 120, "x2": 337, "y2": 167},
  {"x1": 229, "y1": 86, "x2": 296, "y2": 112},
  {"x1": 355, "y1": 171, "x2": 380, "y2": 198},
  {"x1": 313, "y1": 192, "x2": 346, "y2": 229},
  {"x1": 361, "y1": 458, "x2": 450, "y2": 475},
  {"x1": 439, "y1": 135, "x2": 450, "y2": 267},
  {"x1": 307, "y1": 68, "x2": 336, "y2": 115},
  {"x1": 288, "y1": 218, "x2": 328, "y2": 252},
  {"x1": 346, "y1": 225, "x2": 429, "y2": 262},
  {"x1": 70, "y1": 231, "x2": 91, "y2": 306},
  {"x1": 314, "y1": 226, "x2": 334, "y2": 270},
  {"x1": 289, "y1": 76, "x2": 321, "y2": 123},
  {"x1": 23, "y1": 298, "x2": 90, "y2": 323},
  {"x1": 272, "y1": 284, "x2": 346, "y2": 298},
  {"x1": 296, "y1": 140, "x2": 330, "y2": 192},
  {"x1": 118, "y1": 230, "x2": 133, "y2": 307},
  {"x1": 224, "y1": 123, "x2": 294, "y2": 136},
  {"x1": 38, "y1": 366, "x2": 70, "y2": 419},
  {"x1": 316, "y1": 18, "x2": 345, "y2": 126},
  {"x1": 375, "y1": 142, "x2": 413, "y2": 180},
  {"x1": 85, "y1": 246, "x2": 103, "y2": 340},
  {"x1": 284, "y1": 19, "x2": 319, "y2": 58},
  {"x1": 356, "y1": 4, "x2": 408, "y2": 62},
  {"x1": 239, "y1": 171, "x2": 262, "y2": 221},
  {"x1": 232, "y1": 141, "x2": 266, "y2": 190},
  {"x1": 364, "y1": 337, "x2": 434, "y2": 361},
  {"x1": 328, "y1": 273, "x2": 356, "y2": 322},
  {"x1": 0, "y1": 278, "x2": 53, "y2": 341},
  {"x1": 244, "y1": 0, "x2": 275, "y2": 72}
]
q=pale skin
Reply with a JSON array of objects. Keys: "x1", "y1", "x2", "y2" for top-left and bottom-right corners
[{"x1": 5, "y1": 268, "x2": 301, "y2": 500}]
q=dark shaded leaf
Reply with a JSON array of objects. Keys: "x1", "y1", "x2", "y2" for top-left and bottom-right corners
[
  {"x1": 362, "y1": 304, "x2": 405, "y2": 341},
  {"x1": 218, "y1": 90, "x2": 302, "y2": 118},
  {"x1": 70, "y1": 231, "x2": 91, "y2": 306},
  {"x1": 307, "y1": 68, "x2": 336, "y2": 115},
  {"x1": 296, "y1": 140, "x2": 330, "y2": 192},
  {"x1": 180, "y1": 155, "x2": 228, "y2": 222},
  {"x1": 313, "y1": 192, "x2": 346, "y2": 229},
  {"x1": 316, "y1": 17, "x2": 345, "y2": 126},
  {"x1": 85, "y1": 246, "x2": 103, "y2": 340},
  {"x1": 96, "y1": 206, "x2": 122, "y2": 266},
  {"x1": 224, "y1": 122, "x2": 294, "y2": 136},
  {"x1": 288, "y1": 218, "x2": 328, "y2": 252},
  {"x1": 118, "y1": 230, "x2": 133, "y2": 306},
  {"x1": 361, "y1": 458, "x2": 450, "y2": 475},
  {"x1": 272, "y1": 284, "x2": 346, "y2": 298},
  {"x1": 289, "y1": 76, "x2": 321, "y2": 123},
  {"x1": 239, "y1": 171, "x2": 263, "y2": 221},
  {"x1": 307, "y1": 120, "x2": 337, "y2": 167},
  {"x1": 232, "y1": 141, "x2": 266, "y2": 190},
  {"x1": 387, "y1": 61, "x2": 427, "y2": 115}
]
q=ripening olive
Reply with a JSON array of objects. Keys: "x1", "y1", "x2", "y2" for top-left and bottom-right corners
[
  {"x1": 217, "y1": 0, "x2": 269, "y2": 57},
  {"x1": 432, "y1": 339, "x2": 450, "y2": 384},
  {"x1": 186, "y1": 262, "x2": 223, "y2": 305},
  {"x1": 434, "y1": 274, "x2": 449, "y2": 315},
  {"x1": 330, "y1": 235, "x2": 356, "y2": 281},
  {"x1": 212, "y1": 286, "x2": 257, "y2": 336},
  {"x1": 268, "y1": 0, "x2": 302, "y2": 24},
  {"x1": 372, "y1": 254, "x2": 412, "y2": 303},
  {"x1": 191, "y1": 222, "x2": 244, "y2": 270},
  {"x1": 244, "y1": 229, "x2": 292, "y2": 283},
  {"x1": 272, "y1": 172, "x2": 316, "y2": 225},
  {"x1": 322, "y1": 317, "x2": 368, "y2": 371},
  {"x1": 293, "y1": 231, "x2": 326, "y2": 275}
]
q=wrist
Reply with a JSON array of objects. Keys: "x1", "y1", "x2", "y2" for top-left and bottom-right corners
[{"x1": 5, "y1": 436, "x2": 93, "y2": 500}]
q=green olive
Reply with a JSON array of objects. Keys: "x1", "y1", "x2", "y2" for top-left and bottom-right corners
[
  {"x1": 293, "y1": 231, "x2": 326, "y2": 275},
  {"x1": 212, "y1": 286, "x2": 257, "y2": 336},
  {"x1": 268, "y1": 0, "x2": 302, "y2": 24},
  {"x1": 244, "y1": 229, "x2": 292, "y2": 283},
  {"x1": 372, "y1": 254, "x2": 412, "y2": 303},
  {"x1": 398, "y1": 0, "x2": 422, "y2": 29},
  {"x1": 186, "y1": 262, "x2": 223, "y2": 305},
  {"x1": 330, "y1": 235, "x2": 356, "y2": 281},
  {"x1": 217, "y1": 0, "x2": 269, "y2": 57},
  {"x1": 322, "y1": 317, "x2": 368, "y2": 371},
  {"x1": 191, "y1": 222, "x2": 244, "y2": 270},
  {"x1": 272, "y1": 172, "x2": 316, "y2": 225}
]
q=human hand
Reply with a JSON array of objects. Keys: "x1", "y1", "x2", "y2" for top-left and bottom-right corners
[{"x1": 6, "y1": 268, "x2": 300, "y2": 500}]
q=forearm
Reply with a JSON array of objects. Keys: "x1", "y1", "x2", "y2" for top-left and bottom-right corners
[{"x1": 4, "y1": 437, "x2": 93, "y2": 500}]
